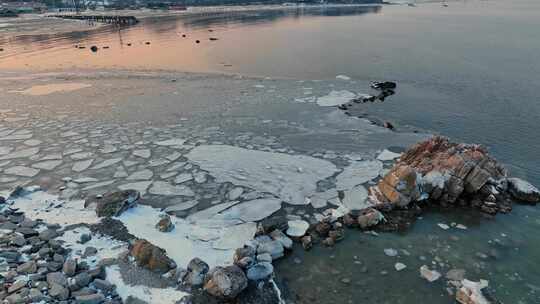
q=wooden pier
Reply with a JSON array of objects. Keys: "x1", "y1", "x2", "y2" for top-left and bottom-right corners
[{"x1": 51, "y1": 15, "x2": 139, "y2": 25}]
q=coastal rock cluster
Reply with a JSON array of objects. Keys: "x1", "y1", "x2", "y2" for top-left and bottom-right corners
[
  {"x1": 0, "y1": 196, "x2": 121, "y2": 303},
  {"x1": 368, "y1": 136, "x2": 539, "y2": 214}
]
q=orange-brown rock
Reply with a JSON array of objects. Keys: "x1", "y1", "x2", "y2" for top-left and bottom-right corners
[{"x1": 130, "y1": 239, "x2": 175, "y2": 273}]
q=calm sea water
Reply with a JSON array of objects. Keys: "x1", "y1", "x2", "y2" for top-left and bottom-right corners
[{"x1": 1, "y1": 2, "x2": 539, "y2": 302}]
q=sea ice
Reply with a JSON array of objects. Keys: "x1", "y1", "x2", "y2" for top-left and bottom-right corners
[
  {"x1": 336, "y1": 160, "x2": 383, "y2": 191},
  {"x1": 31, "y1": 160, "x2": 62, "y2": 170},
  {"x1": 148, "y1": 181, "x2": 195, "y2": 196},
  {"x1": 186, "y1": 145, "x2": 338, "y2": 205},
  {"x1": 316, "y1": 90, "x2": 356, "y2": 107},
  {"x1": 218, "y1": 198, "x2": 282, "y2": 222},
  {"x1": 126, "y1": 169, "x2": 153, "y2": 181},
  {"x1": 4, "y1": 166, "x2": 39, "y2": 177}
]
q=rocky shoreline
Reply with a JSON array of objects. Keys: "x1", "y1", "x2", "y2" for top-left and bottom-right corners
[{"x1": 1, "y1": 136, "x2": 539, "y2": 304}]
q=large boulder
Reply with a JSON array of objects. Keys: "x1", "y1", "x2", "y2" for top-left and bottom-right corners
[
  {"x1": 85, "y1": 190, "x2": 140, "y2": 217},
  {"x1": 203, "y1": 265, "x2": 248, "y2": 300},
  {"x1": 130, "y1": 239, "x2": 175, "y2": 273},
  {"x1": 456, "y1": 279, "x2": 491, "y2": 304},
  {"x1": 183, "y1": 258, "x2": 209, "y2": 287}
]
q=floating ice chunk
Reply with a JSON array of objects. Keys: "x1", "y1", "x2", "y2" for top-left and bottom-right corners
[
  {"x1": 438, "y1": 223, "x2": 450, "y2": 230},
  {"x1": 133, "y1": 149, "x2": 151, "y2": 159},
  {"x1": 384, "y1": 248, "x2": 398, "y2": 257},
  {"x1": 82, "y1": 180, "x2": 115, "y2": 191},
  {"x1": 23, "y1": 139, "x2": 42, "y2": 147},
  {"x1": 286, "y1": 220, "x2": 309, "y2": 237},
  {"x1": 228, "y1": 187, "x2": 244, "y2": 201},
  {"x1": 377, "y1": 149, "x2": 402, "y2": 161},
  {"x1": 0, "y1": 147, "x2": 39, "y2": 160},
  {"x1": 17, "y1": 83, "x2": 91, "y2": 96},
  {"x1": 60, "y1": 131, "x2": 79, "y2": 138},
  {"x1": 4, "y1": 166, "x2": 39, "y2": 177},
  {"x1": 212, "y1": 223, "x2": 258, "y2": 250},
  {"x1": 395, "y1": 263, "x2": 407, "y2": 271},
  {"x1": 113, "y1": 168, "x2": 128, "y2": 178},
  {"x1": 316, "y1": 90, "x2": 356, "y2": 107},
  {"x1": 149, "y1": 181, "x2": 195, "y2": 196},
  {"x1": 118, "y1": 181, "x2": 152, "y2": 195},
  {"x1": 165, "y1": 152, "x2": 182, "y2": 161},
  {"x1": 32, "y1": 160, "x2": 62, "y2": 170},
  {"x1": 193, "y1": 171, "x2": 207, "y2": 183},
  {"x1": 0, "y1": 133, "x2": 33, "y2": 140},
  {"x1": 174, "y1": 173, "x2": 193, "y2": 184},
  {"x1": 341, "y1": 185, "x2": 372, "y2": 211},
  {"x1": 0, "y1": 146, "x2": 13, "y2": 155},
  {"x1": 40, "y1": 153, "x2": 62, "y2": 161},
  {"x1": 70, "y1": 152, "x2": 93, "y2": 160},
  {"x1": 187, "y1": 201, "x2": 239, "y2": 223},
  {"x1": 336, "y1": 160, "x2": 383, "y2": 191},
  {"x1": 457, "y1": 279, "x2": 490, "y2": 304},
  {"x1": 106, "y1": 265, "x2": 188, "y2": 304},
  {"x1": 254, "y1": 84, "x2": 265, "y2": 88},
  {"x1": 163, "y1": 200, "x2": 199, "y2": 213},
  {"x1": 91, "y1": 158, "x2": 122, "y2": 170},
  {"x1": 186, "y1": 145, "x2": 338, "y2": 205},
  {"x1": 74, "y1": 177, "x2": 99, "y2": 183},
  {"x1": 218, "y1": 198, "x2": 282, "y2": 222},
  {"x1": 100, "y1": 145, "x2": 117, "y2": 154},
  {"x1": 126, "y1": 169, "x2": 153, "y2": 181},
  {"x1": 166, "y1": 162, "x2": 186, "y2": 172},
  {"x1": 335, "y1": 75, "x2": 351, "y2": 81},
  {"x1": 72, "y1": 159, "x2": 94, "y2": 172},
  {"x1": 309, "y1": 189, "x2": 339, "y2": 209},
  {"x1": 147, "y1": 158, "x2": 170, "y2": 167},
  {"x1": 155, "y1": 138, "x2": 186, "y2": 146}
]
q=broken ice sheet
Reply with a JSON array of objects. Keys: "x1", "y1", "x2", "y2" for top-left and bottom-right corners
[
  {"x1": 335, "y1": 160, "x2": 383, "y2": 191},
  {"x1": 186, "y1": 145, "x2": 338, "y2": 205}
]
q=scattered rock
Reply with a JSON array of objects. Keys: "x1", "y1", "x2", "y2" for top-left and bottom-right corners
[
  {"x1": 184, "y1": 258, "x2": 210, "y2": 287},
  {"x1": 155, "y1": 215, "x2": 174, "y2": 232},
  {"x1": 204, "y1": 265, "x2": 248, "y2": 299},
  {"x1": 130, "y1": 239, "x2": 175, "y2": 273},
  {"x1": 85, "y1": 190, "x2": 140, "y2": 217},
  {"x1": 246, "y1": 262, "x2": 274, "y2": 281},
  {"x1": 456, "y1": 279, "x2": 491, "y2": 304},
  {"x1": 508, "y1": 177, "x2": 540, "y2": 204}
]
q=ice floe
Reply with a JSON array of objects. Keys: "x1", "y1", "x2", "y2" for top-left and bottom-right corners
[
  {"x1": 4, "y1": 166, "x2": 40, "y2": 177},
  {"x1": 218, "y1": 198, "x2": 282, "y2": 222},
  {"x1": 335, "y1": 160, "x2": 383, "y2": 191},
  {"x1": 72, "y1": 159, "x2": 94, "y2": 172},
  {"x1": 186, "y1": 145, "x2": 338, "y2": 205},
  {"x1": 149, "y1": 181, "x2": 195, "y2": 196},
  {"x1": 341, "y1": 185, "x2": 372, "y2": 210},
  {"x1": 316, "y1": 90, "x2": 356, "y2": 107},
  {"x1": 126, "y1": 169, "x2": 153, "y2": 181},
  {"x1": 31, "y1": 160, "x2": 62, "y2": 170},
  {"x1": 377, "y1": 149, "x2": 402, "y2": 161}
]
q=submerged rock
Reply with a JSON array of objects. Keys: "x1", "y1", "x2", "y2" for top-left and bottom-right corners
[
  {"x1": 155, "y1": 215, "x2": 174, "y2": 232},
  {"x1": 204, "y1": 265, "x2": 248, "y2": 299},
  {"x1": 456, "y1": 279, "x2": 491, "y2": 304},
  {"x1": 420, "y1": 265, "x2": 441, "y2": 282}
]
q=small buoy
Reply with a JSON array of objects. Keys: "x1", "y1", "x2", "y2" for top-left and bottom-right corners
[
  {"x1": 145, "y1": 41, "x2": 151, "y2": 45},
  {"x1": 195, "y1": 40, "x2": 200, "y2": 44},
  {"x1": 103, "y1": 46, "x2": 110, "y2": 49},
  {"x1": 209, "y1": 37, "x2": 218, "y2": 41},
  {"x1": 208, "y1": 29, "x2": 213, "y2": 32},
  {"x1": 182, "y1": 34, "x2": 186, "y2": 38},
  {"x1": 78, "y1": 46, "x2": 86, "y2": 49},
  {"x1": 90, "y1": 46, "x2": 98, "y2": 52},
  {"x1": 127, "y1": 43, "x2": 132, "y2": 46},
  {"x1": 0, "y1": 48, "x2": 3, "y2": 52}
]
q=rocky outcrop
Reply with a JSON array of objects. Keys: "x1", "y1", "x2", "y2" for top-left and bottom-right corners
[
  {"x1": 368, "y1": 136, "x2": 538, "y2": 215},
  {"x1": 130, "y1": 239, "x2": 175, "y2": 274},
  {"x1": 85, "y1": 190, "x2": 140, "y2": 217},
  {"x1": 203, "y1": 265, "x2": 248, "y2": 300}
]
